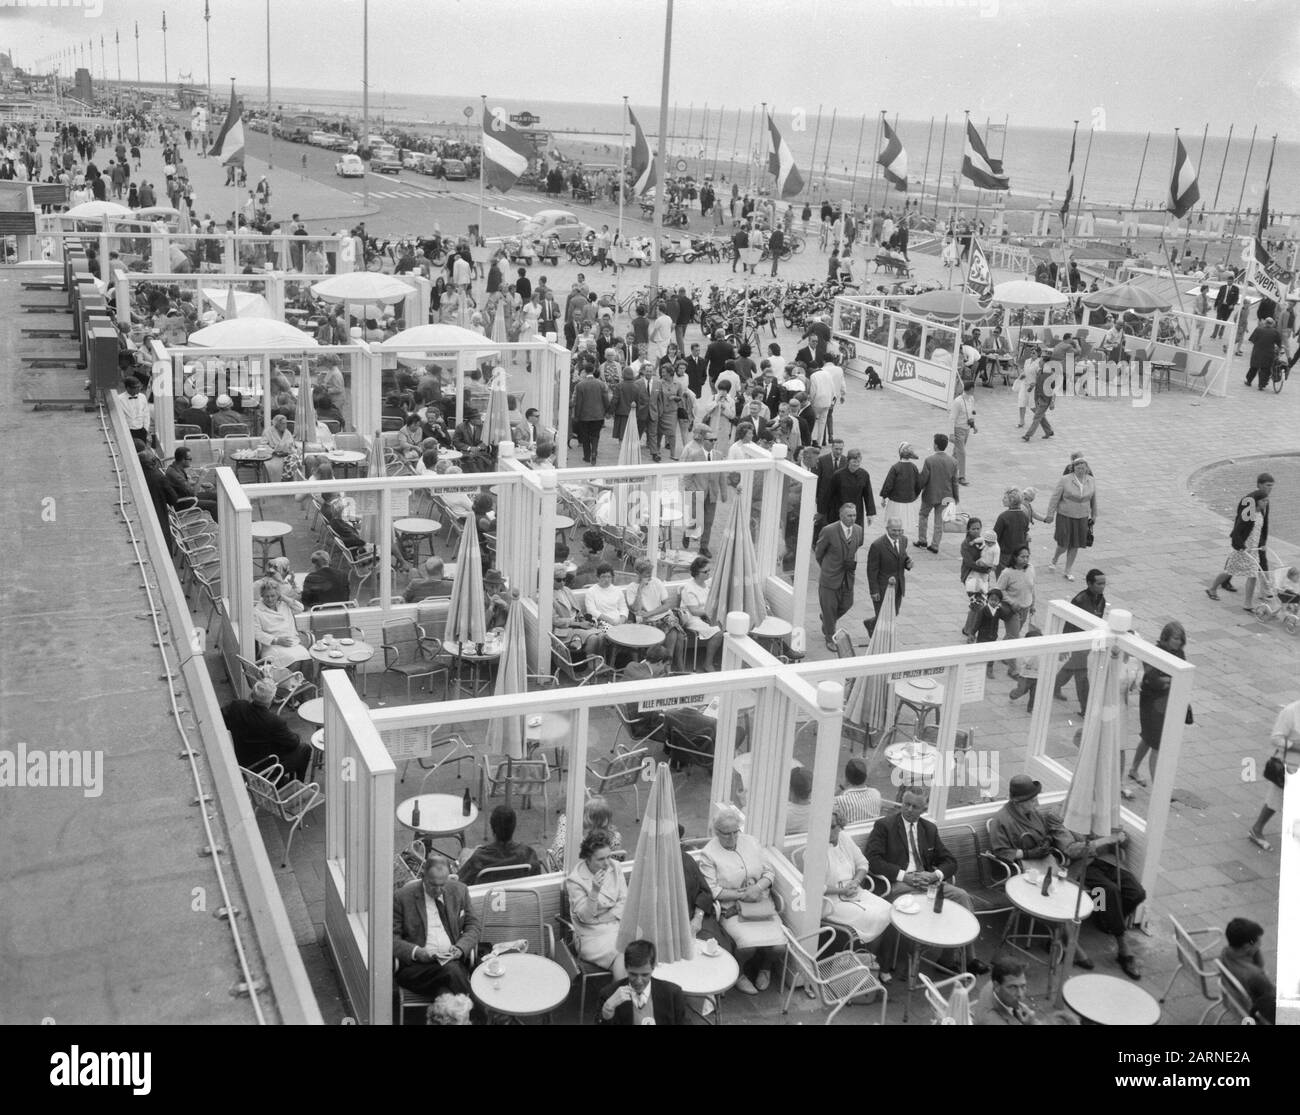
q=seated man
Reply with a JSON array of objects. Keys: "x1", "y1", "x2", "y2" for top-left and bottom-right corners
[
  {"x1": 865, "y1": 787, "x2": 988, "y2": 976},
  {"x1": 785, "y1": 766, "x2": 813, "y2": 834},
  {"x1": 392, "y1": 854, "x2": 481, "y2": 1020},
  {"x1": 972, "y1": 954, "x2": 1043, "y2": 1025},
  {"x1": 177, "y1": 393, "x2": 212, "y2": 434},
  {"x1": 1220, "y1": 917, "x2": 1276, "y2": 1024},
  {"x1": 404, "y1": 556, "x2": 452, "y2": 603},
  {"x1": 595, "y1": 938, "x2": 688, "y2": 1025},
  {"x1": 833, "y1": 757, "x2": 883, "y2": 826},
  {"x1": 988, "y1": 774, "x2": 1145, "y2": 979},
  {"x1": 221, "y1": 678, "x2": 313, "y2": 784},
  {"x1": 300, "y1": 549, "x2": 351, "y2": 609},
  {"x1": 209, "y1": 394, "x2": 247, "y2": 436},
  {"x1": 456, "y1": 804, "x2": 543, "y2": 887},
  {"x1": 452, "y1": 405, "x2": 492, "y2": 469}
]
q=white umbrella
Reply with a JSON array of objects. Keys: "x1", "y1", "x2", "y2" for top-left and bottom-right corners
[
  {"x1": 310, "y1": 272, "x2": 413, "y2": 304},
  {"x1": 383, "y1": 324, "x2": 502, "y2": 353},
  {"x1": 64, "y1": 200, "x2": 131, "y2": 220},
  {"x1": 202, "y1": 287, "x2": 276, "y2": 319},
  {"x1": 991, "y1": 280, "x2": 1070, "y2": 309},
  {"x1": 189, "y1": 318, "x2": 320, "y2": 348}
]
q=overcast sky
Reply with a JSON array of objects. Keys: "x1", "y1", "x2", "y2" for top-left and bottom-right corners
[{"x1": 3, "y1": 0, "x2": 1297, "y2": 136}]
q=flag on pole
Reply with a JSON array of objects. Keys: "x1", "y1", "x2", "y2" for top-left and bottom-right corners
[
  {"x1": 1245, "y1": 148, "x2": 1287, "y2": 303},
  {"x1": 1165, "y1": 134, "x2": 1200, "y2": 219},
  {"x1": 960, "y1": 119, "x2": 1010, "y2": 190},
  {"x1": 966, "y1": 237, "x2": 994, "y2": 307},
  {"x1": 628, "y1": 108, "x2": 657, "y2": 197},
  {"x1": 877, "y1": 119, "x2": 908, "y2": 191},
  {"x1": 208, "y1": 92, "x2": 245, "y2": 167},
  {"x1": 766, "y1": 113, "x2": 805, "y2": 198},
  {"x1": 481, "y1": 106, "x2": 532, "y2": 192},
  {"x1": 1060, "y1": 130, "x2": 1077, "y2": 226}
]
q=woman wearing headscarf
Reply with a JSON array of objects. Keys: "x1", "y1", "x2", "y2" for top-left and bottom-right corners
[
  {"x1": 879, "y1": 441, "x2": 922, "y2": 541},
  {"x1": 1045, "y1": 456, "x2": 1097, "y2": 581}
]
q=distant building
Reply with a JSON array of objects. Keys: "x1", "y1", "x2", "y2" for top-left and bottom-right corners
[
  {"x1": 0, "y1": 53, "x2": 14, "y2": 84},
  {"x1": 74, "y1": 67, "x2": 93, "y2": 104}
]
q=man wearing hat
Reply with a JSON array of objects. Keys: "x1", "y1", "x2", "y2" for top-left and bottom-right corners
[
  {"x1": 210, "y1": 394, "x2": 247, "y2": 437},
  {"x1": 177, "y1": 393, "x2": 212, "y2": 435},
  {"x1": 989, "y1": 774, "x2": 1146, "y2": 980},
  {"x1": 452, "y1": 405, "x2": 491, "y2": 470},
  {"x1": 1245, "y1": 314, "x2": 1281, "y2": 390}
]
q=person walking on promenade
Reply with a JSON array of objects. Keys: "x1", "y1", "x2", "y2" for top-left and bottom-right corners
[
  {"x1": 815, "y1": 502, "x2": 864, "y2": 650},
  {"x1": 1207, "y1": 473, "x2": 1272, "y2": 609},
  {"x1": 1021, "y1": 356, "x2": 1056, "y2": 442},
  {"x1": 916, "y1": 434, "x2": 959, "y2": 554},
  {"x1": 1045, "y1": 456, "x2": 1097, "y2": 581},
  {"x1": 1248, "y1": 698, "x2": 1300, "y2": 851}
]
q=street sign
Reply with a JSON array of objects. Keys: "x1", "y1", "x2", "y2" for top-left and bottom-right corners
[
  {"x1": 510, "y1": 111, "x2": 540, "y2": 127},
  {"x1": 462, "y1": 106, "x2": 473, "y2": 118},
  {"x1": 675, "y1": 157, "x2": 688, "y2": 173}
]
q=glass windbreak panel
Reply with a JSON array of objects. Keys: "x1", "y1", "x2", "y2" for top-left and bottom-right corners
[
  {"x1": 862, "y1": 305, "x2": 890, "y2": 347},
  {"x1": 836, "y1": 300, "x2": 863, "y2": 340},
  {"x1": 925, "y1": 321, "x2": 957, "y2": 362},
  {"x1": 894, "y1": 316, "x2": 922, "y2": 356}
]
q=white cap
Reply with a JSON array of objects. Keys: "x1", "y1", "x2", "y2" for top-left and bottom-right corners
[
  {"x1": 190, "y1": 393, "x2": 208, "y2": 408},
  {"x1": 216, "y1": 394, "x2": 233, "y2": 408}
]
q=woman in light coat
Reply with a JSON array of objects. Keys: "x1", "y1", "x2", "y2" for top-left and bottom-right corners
[
  {"x1": 564, "y1": 831, "x2": 627, "y2": 979},
  {"x1": 1045, "y1": 457, "x2": 1097, "y2": 581}
]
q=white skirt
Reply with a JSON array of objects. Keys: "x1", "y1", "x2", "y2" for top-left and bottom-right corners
[
  {"x1": 823, "y1": 892, "x2": 892, "y2": 943},
  {"x1": 884, "y1": 498, "x2": 919, "y2": 538}
]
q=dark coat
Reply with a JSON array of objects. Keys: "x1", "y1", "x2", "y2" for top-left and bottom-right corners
[
  {"x1": 594, "y1": 977, "x2": 688, "y2": 1025},
  {"x1": 865, "y1": 811, "x2": 958, "y2": 883}
]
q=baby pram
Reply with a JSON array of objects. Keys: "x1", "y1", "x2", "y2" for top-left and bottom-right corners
[{"x1": 1252, "y1": 549, "x2": 1299, "y2": 633}]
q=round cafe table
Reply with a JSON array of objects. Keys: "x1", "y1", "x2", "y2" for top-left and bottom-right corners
[
  {"x1": 884, "y1": 739, "x2": 938, "y2": 795},
  {"x1": 308, "y1": 638, "x2": 375, "y2": 696},
  {"x1": 1062, "y1": 973, "x2": 1161, "y2": 1026},
  {"x1": 309, "y1": 728, "x2": 326, "y2": 780},
  {"x1": 751, "y1": 615, "x2": 793, "y2": 653},
  {"x1": 393, "y1": 516, "x2": 441, "y2": 563},
  {"x1": 296, "y1": 697, "x2": 325, "y2": 727},
  {"x1": 230, "y1": 446, "x2": 272, "y2": 483},
  {"x1": 891, "y1": 676, "x2": 945, "y2": 739},
  {"x1": 251, "y1": 519, "x2": 292, "y2": 568},
  {"x1": 326, "y1": 448, "x2": 367, "y2": 477},
  {"x1": 605, "y1": 622, "x2": 666, "y2": 670},
  {"x1": 656, "y1": 943, "x2": 740, "y2": 1025},
  {"x1": 553, "y1": 514, "x2": 575, "y2": 532},
  {"x1": 396, "y1": 792, "x2": 479, "y2": 852},
  {"x1": 439, "y1": 449, "x2": 463, "y2": 462},
  {"x1": 471, "y1": 953, "x2": 570, "y2": 1024},
  {"x1": 445, "y1": 637, "x2": 503, "y2": 698},
  {"x1": 1004, "y1": 870, "x2": 1095, "y2": 1000},
  {"x1": 890, "y1": 893, "x2": 979, "y2": 1023}
]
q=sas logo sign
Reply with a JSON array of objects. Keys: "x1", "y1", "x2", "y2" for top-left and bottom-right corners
[{"x1": 891, "y1": 356, "x2": 917, "y2": 382}]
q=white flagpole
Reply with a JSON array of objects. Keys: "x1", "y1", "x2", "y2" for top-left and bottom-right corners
[
  {"x1": 864, "y1": 110, "x2": 884, "y2": 218},
  {"x1": 616, "y1": 95, "x2": 628, "y2": 326},
  {"x1": 847, "y1": 112, "x2": 867, "y2": 212},
  {"x1": 648, "y1": 0, "x2": 674, "y2": 304}
]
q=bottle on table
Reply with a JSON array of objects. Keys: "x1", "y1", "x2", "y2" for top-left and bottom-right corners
[
  {"x1": 932, "y1": 879, "x2": 945, "y2": 913},
  {"x1": 462, "y1": 787, "x2": 472, "y2": 817},
  {"x1": 411, "y1": 799, "x2": 421, "y2": 828}
]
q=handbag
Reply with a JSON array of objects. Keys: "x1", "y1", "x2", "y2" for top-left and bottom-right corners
[
  {"x1": 738, "y1": 895, "x2": 776, "y2": 920},
  {"x1": 1263, "y1": 742, "x2": 1291, "y2": 788},
  {"x1": 1084, "y1": 519, "x2": 1095, "y2": 548}
]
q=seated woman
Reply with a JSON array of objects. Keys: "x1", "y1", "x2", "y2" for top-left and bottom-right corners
[
  {"x1": 255, "y1": 556, "x2": 301, "y2": 606},
  {"x1": 261, "y1": 413, "x2": 296, "y2": 481},
  {"x1": 552, "y1": 564, "x2": 604, "y2": 660},
  {"x1": 252, "y1": 580, "x2": 311, "y2": 670},
  {"x1": 698, "y1": 804, "x2": 782, "y2": 995},
  {"x1": 322, "y1": 493, "x2": 373, "y2": 558},
  {"x1": 624, "y1": 558, "x2": 683, "y2": 670},
  {"x1": 816, "y1": 810, "x2": 892, "y2": 954},
  {"x1": 585, "y1": 564, "x2": 629, "y2": 627},
  {"x1": 564, "y1": 831, "x2": 628, "y2": 980},
  {"x1": 678, "y1": 556, "x2": 724, "y2": 671},
  {"x1": 398, "y1": 411, "x2": 424, "y2": 460},
  {"x1": 549, "y1": 795, "x2": 623, "y2": 871}
]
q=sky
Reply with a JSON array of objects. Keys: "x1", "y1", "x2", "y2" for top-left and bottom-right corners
[{"x1": 2, "y1": 0, "x2": 1297, "y2": 137}]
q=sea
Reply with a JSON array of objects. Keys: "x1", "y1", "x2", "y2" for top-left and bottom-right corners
[{"x1": 238, "y1": 87, "x2": 1300, "y2": 219}]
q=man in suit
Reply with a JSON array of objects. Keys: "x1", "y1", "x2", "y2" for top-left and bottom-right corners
[
  {"x1": 704, "y1": 329, "x2": 736, "y2": 386},
  {"x1": 392, "y1": 853, "x2": 482, "y2": 1016},
  {"x1": 222, "y1": 680, "x2": 313, "y2": 783},
  {"x1": 596, "y1": 939, "x2": 688, "y2": 1024},
  {"x1": 916, "y1": 433, "x2": 960, "y2": 553},
  {"x1": 684, "y1": 343, "x2": 708, "y2": 397},
  {"x1": 756, "y1": 363, "x2": 784, "y2": 418},
  {"x1": 1211, "y1": 276, "x2": 1240, "y2": 340},
  {"x1": 674, "y1": 286, "x2": 695, "y2": 354},
  {"x1": 814, "y1": 502, "x2": 863, "y2": 650},
  {"x1": 823, "y1": 449, "x2": 876, "y2": 527},
  {"x1": 681, "y1": 424, "x2": 725, "y2": 556},
  {"x1": 513, "y1": 406, "x2": 553, "y2": 447},
  {"x1": 570, "y1": 364, "x2": 609, "y2": 464},
  {"x1": 813, "y1": 438, "x2": 847, "y2": 521},
  {"x1": 456, "y1": 805, "x2": 543, "y2": 887},
  {"x1": 865, "y1": 517, "x2": 912, "y2": 632},
  {"x1": 301, "y1": 549, "x2": 351, "y2": 609},
  {"x1": 865, "y1": 787, "x2": 988, "y2": 976}
]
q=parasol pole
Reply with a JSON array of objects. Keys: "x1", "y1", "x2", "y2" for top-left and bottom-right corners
[
  {"x1": 615, "y1": 95, "x2": 629, "y2": 331},
  {"x1": 932, "y1": 114, "x2": 948, "y2": 221},
  {"x1": 478, "y1": 94, "x2": 487, "y2": 256}
]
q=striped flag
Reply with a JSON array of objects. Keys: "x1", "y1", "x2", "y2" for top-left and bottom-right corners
[
  {"x1": 208, "y1": 92, "x2": 245, "y2": 167},
  {"x1": 1060, "y1": 127, "x2": 1077, "y2": 226},
  {"x1": 628, "y1": 108, "x2": 657, "y2": 197},
  {"x1": 967, "y1": 237, "x2": 994, "y2": 308},
  {"x1": 1165, "y1": 134, "x2": 1200, "y2": 219},
  {"x1": 481, "y1": 106, "x2": 532, "y2": 192},
  {"x1": 1246, "y1": 144, "x2": 1286, "y2": 303},
  {"x1": 766, "y1": 113, "x2": 804, "y2": 198},
  {"x1": 877, "y1": 119, "x2": 908, "y2": 192},
  {"x1": 960, "y1": 119, "x2": 1009, "y2": 190}
]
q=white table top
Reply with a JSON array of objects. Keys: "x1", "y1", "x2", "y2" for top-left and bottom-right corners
[
  {"x1": 751, "y1": 616, "x2": 793, "y2": 639},
  {"x1": 605, "y1": 623, "x2": 667, "y2": 650},
  {"x1": 1062, "y1": 974, "x2": 1161, "y2": 1025},
  {"x1": 524, "y1": 713, "x2": 571, "y2": 744},
  {"x1": 251, "y1": 519, "x2": 292, "y2": 540},
  {"x1": 297, "y1": 697, "x2": 325, "y2": 726},
  {"x1": 231, "y1": 448, "x2": 272, "y2": 460},
  {"x1": 396, "y1": 792, "x2": 479, "y2": 835},
  {"x1": 326, "y1": 449, "x2": 366, "y2": 464},
  {"x1": 884, "y1": 739, "x2": 938, "y2": 776},
  {"x1": 440, "y1": 449, "x2": 463, "y2": 460},
  {"x1": 310, "y1": 728, "x2": 325, "y2": 752},
  {"x1": 446, "y1": 638, "x2": 503, "y2": 659},
  {"x1": 471, "y1": 953, "x2": 570, "y2": 1017},
  {"x1": 308, "y1": 638, "x2": 374, "y2": 665},
  {"x1": 553, "y1": 514, "x2": 575, "y2": 530},
  {"x1": 1006, "y1": 871, "x2": 1095, "y2": 924},
  {"x1": 893, "y1": 676, "x2": 945, "y2": 705},
  {"x1": 890, "y1": 894, "x2": 979, "y2": 949},
  {"x1": 393, "y1": 517, "x2": 440, "y2": 533},
  {"x1": 656, "y1": 943, "x2": 741, "y2": 997}
]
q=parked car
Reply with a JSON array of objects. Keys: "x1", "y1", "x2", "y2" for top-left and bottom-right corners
[
  {"x1": 308, "y1": 130, "x2": 335, "y2": 148},
  {"x1": 442, "y1": 158, "x2": 468, "y2": 181},
  {"x1": 516, "y1": 209, "x2": 594, "y2": 245},
  {"x1": 371, "y1": 144, "x2": 402, "y2": 175},
  {"x1": 402, "y1": 151, "x2": 423, "y2": 170},
  {"x1": 335, "y1": 154, "x2": 365, "y2": 178}
]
